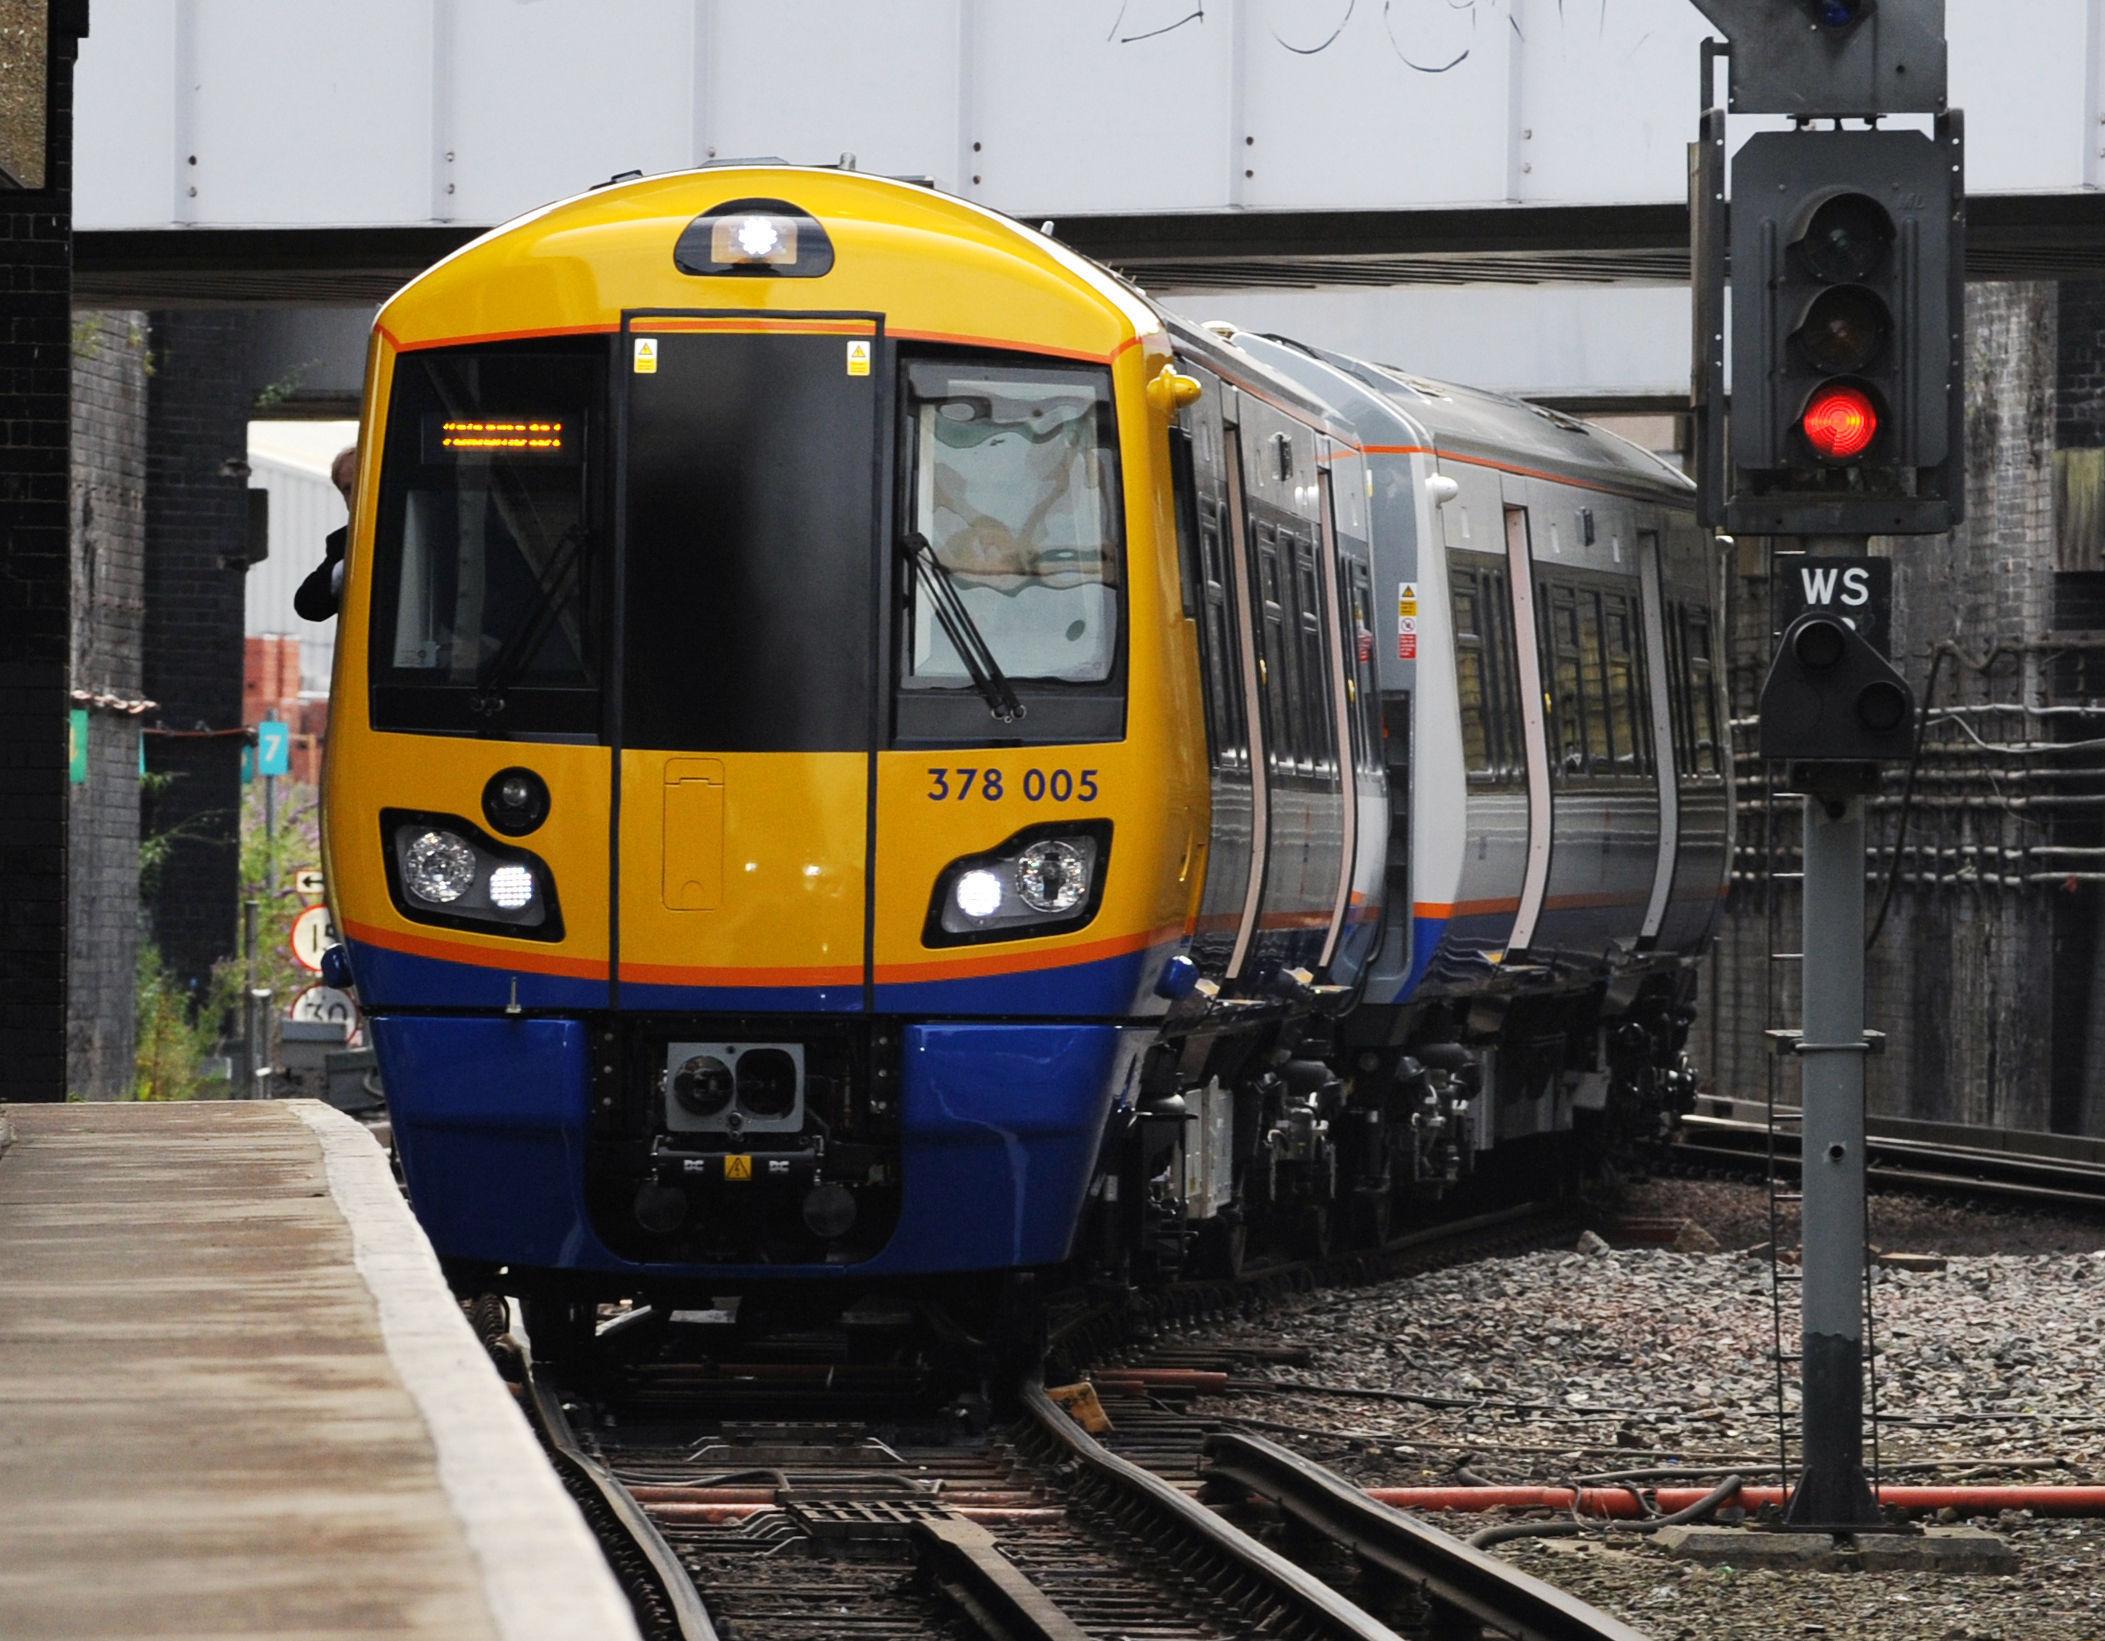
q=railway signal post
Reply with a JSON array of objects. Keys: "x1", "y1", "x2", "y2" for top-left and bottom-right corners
[{"x1": 1688, "y1": 0, "x2": 1962, "y2": 1532}]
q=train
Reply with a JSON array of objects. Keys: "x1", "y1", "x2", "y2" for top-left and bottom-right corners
[{"x1": 322, "y1": 164, "x2": 1729, "y2": 1314}]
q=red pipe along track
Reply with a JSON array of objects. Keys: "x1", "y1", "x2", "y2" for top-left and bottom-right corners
[{"x1": 1368, "y1": 1485, "x2": 2105, "y2": 1517}]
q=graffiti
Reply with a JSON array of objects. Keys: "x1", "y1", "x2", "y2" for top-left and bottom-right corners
[
  {"x1": 1270, "y1": 0, "x2": 1356, "y2": 56},
  {"x1": 1107, "y1": 0, "x2": 1627, "y2": 74},
  {"x1": 1105, "y1": 1, "x2": 1205, "y2": 44}
]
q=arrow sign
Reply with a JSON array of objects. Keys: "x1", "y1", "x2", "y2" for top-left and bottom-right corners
[{"x1": 291, "y1": 867, "x2": 326, "y2": 901}]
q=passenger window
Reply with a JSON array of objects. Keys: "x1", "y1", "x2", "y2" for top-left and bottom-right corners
[
  {"x1": 1685, "y1": 607, "x2": 1721, "y2": 775},
  {"x1": 1293, "y1": 536, "x2": 1331, "y2": 774},
  {"x1": 1452, "y1": 568, "x2": 1495, "y2": 779},
  {"x1": 1662, "y1": 598, "x2": 1689, "y2": 773},
  {"x1": 1577, "y1": 588, "x2": 1613, "y2": 775},
  {"x1": 1347, "y1": 561, "x2": 1379, "y2": 776},
  {"x1": 1602, "y1": 594, "x2": 1644, "y2": 776},
  {"x1": 1546, "y1": 584, "x2": 1586, "y2": 778},
  {"x1": 1257, "y1": 530, "x2": 1293, "y2": 769}
]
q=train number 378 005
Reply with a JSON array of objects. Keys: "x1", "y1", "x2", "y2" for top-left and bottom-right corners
[{"x1": 926, "y1": 768, "x2": 1100, "y2": 803}]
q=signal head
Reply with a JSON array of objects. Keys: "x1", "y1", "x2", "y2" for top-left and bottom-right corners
[
  {"x1": 1791, "y1": 614, "x2": 1850, "y2": 671},
  {"x1": 1800, "y1": 383, "x2": 1882, "y2": 463},
  {"x1": 1796, "y1": 286, "x2": 1890, "y2": 375},
  {"x1": 1797, "y1": 192, "x2": 1895, "y2": 285},
  {"x1": 1857, "y1": 678, "x2": 1910, "y2": 733}
]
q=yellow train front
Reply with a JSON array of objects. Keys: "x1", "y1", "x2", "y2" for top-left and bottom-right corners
[{"x1": 325, "y1": 168, "x2": 1209, "y2": 1288}]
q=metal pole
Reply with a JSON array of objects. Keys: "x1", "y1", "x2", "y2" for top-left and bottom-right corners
[
  {"x1": 1784, "y1": 539, "x2": 1881, "y2": 1530},
  {"x1": 239, "y1": 897, "x2": 259, "y2": 1099}
]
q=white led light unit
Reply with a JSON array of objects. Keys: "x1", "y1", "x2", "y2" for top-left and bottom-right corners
[
  {"x1": 954, "y1": 868, "x2": 1005, "y2": 920},
  {"x1": 487, "y1": 864, "x2": 535, "y2": 910}
]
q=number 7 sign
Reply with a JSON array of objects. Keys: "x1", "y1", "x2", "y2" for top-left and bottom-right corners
[{"x1": 256, "y1": 719, "x2": 291, "y2": 778}]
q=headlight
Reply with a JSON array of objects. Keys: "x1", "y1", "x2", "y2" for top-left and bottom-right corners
[
  {"x1": 1015, "y1": 840, "x2": 1087, "y2": 914},
  {"x1": 926, "y1": 823, "x2": 1110, "y2": 946},
  {"x1": 384, "y1": 809, "x2": 563, "y2": 941},
  {"x1": 404, "y1": 830, "x2": 477, "y2": 904}
]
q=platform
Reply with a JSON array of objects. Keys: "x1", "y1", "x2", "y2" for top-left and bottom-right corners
[{"x1": 0, "y1": 1099, "x2": 637, "y2": 1640}]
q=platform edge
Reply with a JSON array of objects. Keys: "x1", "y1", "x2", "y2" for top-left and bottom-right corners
[{"x1": 287, "y1": 1099, "x2": 641, "y2": 1641}]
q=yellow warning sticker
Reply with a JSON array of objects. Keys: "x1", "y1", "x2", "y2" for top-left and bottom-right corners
[
  {"x1": 633, "y1": 337, "x2": 658, "y2": 374},
  {"x1": 846, "y1": 339, "x2": 872, "y2": 377},
  {"x1": 723, "y1": 1154, "x2": 752, "y2": 1181}
]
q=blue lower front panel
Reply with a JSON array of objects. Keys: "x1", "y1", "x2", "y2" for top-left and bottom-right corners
[{"x1": 371, "y1": 1014, "x2": 1127, "y2": 1280}]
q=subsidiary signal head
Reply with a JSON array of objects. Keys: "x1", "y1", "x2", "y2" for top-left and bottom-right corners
[
  {"x1": 1759, "y1": 610, "x2": 1917, "y2": 767},
  {"x1": 1806, "y1": 0, "x2": 1874, "y2": 32}
]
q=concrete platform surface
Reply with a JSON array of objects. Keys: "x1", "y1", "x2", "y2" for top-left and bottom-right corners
[{"x1": 0, "y1": 1099, "x2": 637, "y2": 1640}]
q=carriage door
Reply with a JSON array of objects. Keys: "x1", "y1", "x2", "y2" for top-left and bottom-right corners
[
  {"x1": 1236, "y1": 399, "x2": 1341, "y2": 975},
  {"x1": 612, "y1": 313, "x2": 883, "y2": 1011},
  {"x1": 1501, "y1": 492, "x2": 1553, "y2": 957},
  {"x1": 1635, "y1": 530, "x2": 1680, "y2": 944},
  {"x1": 1177, "y1": 373, "x2": 1260, "y2": 979}
]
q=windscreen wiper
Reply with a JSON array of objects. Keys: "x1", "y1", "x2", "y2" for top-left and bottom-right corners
[{"x1": 900, "y1": 530, "x2": 1024, "y2": 723}]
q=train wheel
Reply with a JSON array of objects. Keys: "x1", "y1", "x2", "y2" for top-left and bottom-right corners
[
  {"x1": 1347, "y1": 1190, "x2": 1393, "y2": 1250},
  {"x1": 1291, "y1": 1203, "x2": 1334, "y2": 1262},
  {"x1": 520, "y1": 1295, "x2": 595, "y2": 1384},
  {"x1": 1194, "y1": 1213, "x2": 1248, "y2": 1280}
]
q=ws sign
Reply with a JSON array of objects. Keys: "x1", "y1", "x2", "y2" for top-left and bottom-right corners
[{"x1": 1777, "y1": 557, "x2": 1893, "y2": 657}]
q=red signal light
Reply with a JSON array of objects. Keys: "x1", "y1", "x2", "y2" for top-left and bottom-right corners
[{"x1": 1801, "y1": 383, "x2": 1879, "y2": 462}]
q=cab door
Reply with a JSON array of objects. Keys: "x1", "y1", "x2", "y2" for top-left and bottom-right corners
[{"x1": 612, "y1": 313, "x2": 883, "y2": 1012}]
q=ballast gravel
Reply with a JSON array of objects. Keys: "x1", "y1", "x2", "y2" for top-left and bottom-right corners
[{"x1": 1173, "y1": 1179, "x2": 2105, "y2": 1640}]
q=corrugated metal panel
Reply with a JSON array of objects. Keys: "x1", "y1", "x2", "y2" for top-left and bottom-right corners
[{"x1": 245, "y1": 454, "x2": 341, "y2": 694}]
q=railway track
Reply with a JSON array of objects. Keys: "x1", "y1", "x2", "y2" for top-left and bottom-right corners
[
  {"x1": 1671, "y1": 1098, "x2": 2105, "y2": 1211},
  {"x1": 514, "y1": 1203, "x2": 1645, "y2": 1641}
]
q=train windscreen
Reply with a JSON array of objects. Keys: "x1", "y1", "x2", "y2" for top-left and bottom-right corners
[
  {"x1": 368, "y1": 338, "x2": 607, "y2": 737},
  {"x1": 902, "y1": 358, "x2": 1119, "y2": 685}
]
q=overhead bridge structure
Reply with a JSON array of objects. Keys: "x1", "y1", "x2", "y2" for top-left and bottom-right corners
[{"x1": 70, "y1": 0, "x2": 2105, "y2": 403}]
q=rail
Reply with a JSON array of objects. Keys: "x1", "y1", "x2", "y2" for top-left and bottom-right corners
[
  {"x1": 1202, "y1": 1431, "x2": 1649, "y2": 1641},
  {"x1": 1674, "y1": 1099, "x2": 2105, "y2": 1210},
  {"x1": 1019, "y1": 1379, "x2": 1401, "y2": 1641},
  {"x1": 519, "y1": 1321, "x2": 722, "y2": 1641}
]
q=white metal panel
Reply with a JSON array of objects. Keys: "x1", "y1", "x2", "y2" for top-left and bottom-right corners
[
  {"x1": 70, "y1": 5, "x2": 176, "y2": 229},
  {"x1": 1947, "y1": 1, "x2": 2097, "y2": 192},
  {"x1": 445, "y1": 0, "x2": 696, "y2": 224},
  {"x1": 967, "y1": 3, "x2": 1235, "y2": 212},
  {"x1": 709, "y1": 0, "x2": 966, "y2": 192},
  {"x1": 1240, "y1": 0, "x2": 1512, "y2": 208},
  {"x1": 1518, "y1": 4, "x2": 1717, "y2": 203},
  {"x1": 180, "y1": 0, "x2": 435, "y2": 226},
  {"x1": 68, "y1": 0, "x2": 2105, "y2": 229}
]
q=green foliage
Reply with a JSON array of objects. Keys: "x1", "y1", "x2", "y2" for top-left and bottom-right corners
[
  {"x1": 134, "y1": 942, "x2": 215, "y2": 1100},
  {"x1": 131, "y1": 776, "x2": 326, "y2": 1100}
]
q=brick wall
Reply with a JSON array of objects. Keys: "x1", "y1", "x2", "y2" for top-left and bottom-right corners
[
  {"x1": 1705, "y1": 282, "x2": 2087, "y2": 1133},
  {"x1": 142, "y1": 311, "x2": 257, "y2": 1003},
  {"x1": 2058, "y1": 281, "x2": 2105, "y2": 454},
  {"x1": 0, "y1": 6, "x2": 87, "y2": 1102},
  {"x1": 68, "y1": 310, "x2": 150, "y2": 1100}
]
